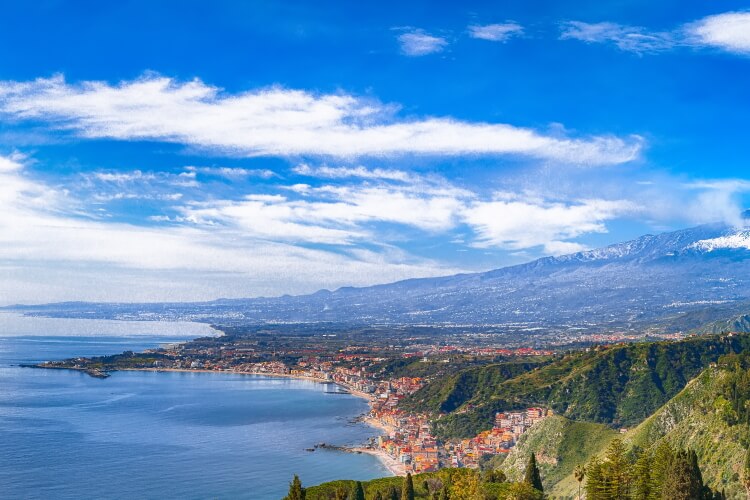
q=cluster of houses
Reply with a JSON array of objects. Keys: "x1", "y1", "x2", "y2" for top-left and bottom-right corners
[
  {"x1": 451, "y1": 407, "x2": 551, "y2": 467},
  {"x1": 370, "y1": 406, "x2": 551, "y2": 472},
  {"x1": 372, "y1": 409, "x2": 440, "y2": 473}
]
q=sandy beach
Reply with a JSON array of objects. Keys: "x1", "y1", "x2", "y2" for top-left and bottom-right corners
[{"x1": 349, "y1": 447, "x2": 406, "y2": 476}]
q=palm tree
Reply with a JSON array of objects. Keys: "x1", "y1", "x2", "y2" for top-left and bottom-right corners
[{"x1": 574, "y1": 465, "x2": 586, "y2": 500}]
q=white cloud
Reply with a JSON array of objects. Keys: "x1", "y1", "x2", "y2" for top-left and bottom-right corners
[
  {"x1": 186, "y1": 166, "x2": 277, "y2": 179},
  {"x1": 681, "y1": 179, "x2": 750, "y2": 227},
  {"x1": 397, "y1": 29, "x2": 448, "y2": 56},
  {"x1": 687, "y1": 12, "x2": 750, "y2": 54},
  {"x1": 179, "y1": 182, "x2": 469, "y2": 245},
  {"x1": 461, "y1": 197, "x2": 636, "y2": 253},
  {"x1": 468, "y1": 23, "x2": 523, "y2": 42},
  {"x1": 0, "y1": 154, "x2": 461, "y2": 304},
  {"x1": 560, "y1": 21, "x2": 675, "y2": 53},
  {"x1": 0, "y1": 75, "x2": 643, "y2": 166},
  {"x1": 293, "y1": 163, "x2": 411, "y2": 182}
]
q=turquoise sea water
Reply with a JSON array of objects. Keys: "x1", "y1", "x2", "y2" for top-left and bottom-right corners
[{"x1": 0, "y1": 315, "x2": 390, "y2": 499}]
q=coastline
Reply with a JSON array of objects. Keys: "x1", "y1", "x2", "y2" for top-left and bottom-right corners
[
  {"x1": 348, "y1": 447, "x2": 406, "y2": 476},
  {"x1": 30, "y1": 364, "x2": 402, "y2": 475}
]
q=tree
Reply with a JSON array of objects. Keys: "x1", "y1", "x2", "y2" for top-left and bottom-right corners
[
  {"x1": 631, "y1": 452, "x2": 652, "y2": 500},
  {"x1": 388, "y1": 485, "x2": 400, "y2": 500},
  {"x1": 501, "y1": 482, "x2": 544, "y2": 500},
  {"x1": 574, "y1": 465, "x2": 585, "y2": 500},
  {"x1": 334, "y1": 487, "x2": 348, "y2": 500},
  {"x1": 349, "y1": 481, "x2": 365, "y2": 500},
  {"x1": 402, "y1": 473, "x2": 415, "y2": 500},
  {"x1": 744, "y1": 442, "x2": 750, "y2": 499},
  {"x1": 448, "y1": 470, "x2": 481, "y2": 500},
  {"x1": 373, "y1": 491, "x2": 384, "y2": 500},
  {"x1": 585, "y1": 457, "x2": 607, "y2": 500},
  {"x1": 603, "y1": 438, "x2": 631, "y2": 499},
  {"x1": 482, "y1": 469, "x2": 507, "y2": 483},
  {"x1": 285, "y1": 474, "x2": 305, "y2": 500},
  {"x1": 661, "y1": 449, "x2": 704, "y2": 500},
  {"x1": 523, "y1": 453, "x2": 543, "y2": 493},
  {"x1": 650, "y1": 441, "x2": 674, "y2": 499}
]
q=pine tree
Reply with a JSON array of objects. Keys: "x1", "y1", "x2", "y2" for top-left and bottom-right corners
[
  {"x1": 661, "y1": 449, "x2": 704, "y2": 500},
  {"x1": 650, "y1": 441, "x2": 674, "y2": 499},
  {"x1": 373, "y1": 491, "x2": 384, "y2": 500},
  {"x1": 585, "y1": 457, "x2": 607, "y2": 500},
  {"x1": 631, "y1": 451, "x2": 652, "y2": 500},
  {"x1": 284, "y1": 474, "x2": 305, "y2": 500},
  {"x1": 604, "y1": 438, "x2": 631, "y2": 499},
  {"x1": 523, "y1": 453, "x2": 544, "y2": 493},
  {"x1": 402, "y1": 473, "x2": 415, "y2": 500},
  {"x1": 349, "y1": 481, "x2": 365, "y2": 500}
]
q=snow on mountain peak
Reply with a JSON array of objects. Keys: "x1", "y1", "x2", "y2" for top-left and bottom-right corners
[{"x1": 688, "y1": 230, "x2": 750, "y2": 252}]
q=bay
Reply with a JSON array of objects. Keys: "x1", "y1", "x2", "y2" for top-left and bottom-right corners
[{"x1": 0, "y1": 314, "x2": 390, "y2": 499}]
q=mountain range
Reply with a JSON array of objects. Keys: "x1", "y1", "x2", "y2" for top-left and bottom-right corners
[{"x1": 11, "y1": 219, "x2": 750, "y2": 336}]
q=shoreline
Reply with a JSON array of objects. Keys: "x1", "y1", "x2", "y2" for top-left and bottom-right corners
[
  {"x1": 348, "y1": 447, "x2": 406, "y2": 476},
  {"x1": 29, "y1": 364, "x2": 401, "y2": 474}
]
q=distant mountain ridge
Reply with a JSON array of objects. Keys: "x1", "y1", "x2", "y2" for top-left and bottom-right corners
[{"x1": 10, "y1": 220, "x2": 750, "y2": 334}]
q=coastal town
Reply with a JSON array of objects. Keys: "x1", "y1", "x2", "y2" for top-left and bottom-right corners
[{"x1": 37, "y1": 332, "x2": 554, "y2": 475}]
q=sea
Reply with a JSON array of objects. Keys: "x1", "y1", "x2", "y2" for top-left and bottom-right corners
[{"x1": 0, "y1": 313, "x2": 390, "y2": 499}]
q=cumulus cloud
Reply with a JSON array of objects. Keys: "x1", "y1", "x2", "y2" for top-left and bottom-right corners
[
  {"x1": 468, "y1": 23, "x2": 523, "y2": 42},
  {"x1": 0, "y1": 75, "x2": 641, "y2": 165},
  {"x1": 560, "y1": 21, "x2": 675, "y2": 53},
  {"x1": 462, "y1": 196, "x2": 637, "y2": 254},
  {"x1": 397, "y1": 29, "x2": 448, "y2": 56},
  {"x1": 686, "y1": 11, "x2": 750, "y2": 54}
]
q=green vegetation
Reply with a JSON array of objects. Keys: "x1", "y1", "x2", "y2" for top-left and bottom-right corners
[
  {"x1": 78, "y1": 350, "x2": 169, "y2": 370},
  {"x1": 522, "y1": 454, "x2": 543, "y2": 493},
  {"x1": 584, "y1": 440, "x2": 725, "y2": 499},
  {"x1": 400, "y1": 360, "x2": 549, "y2": 414},
  {"x1": 284, "y1": 475, "x2": 306, "y2": 500},
  {"x1": 547, "y1": 354, "x2": 750, "y2": 498},
  {"x1": 302, "y1": 468, "x2": 542, "y2": 500},
  {"x1": 401, "y1": 474, "x2": 414, "y2": 500},
  {"x1": 430, "y1": 334, "x2": 750, "y2": 439},
  {"x1": 499, "y1": 415, "x2": 618, "y2": 490},
  {"x1": 696, "y1": 313, "x2": 750, "y2": 335},
  {"x1": 351, "y1": 481, "x2": 365, "y2": 500},
  {"x1": 303, "y1": 334, "x2": 750, "y2": 499}
]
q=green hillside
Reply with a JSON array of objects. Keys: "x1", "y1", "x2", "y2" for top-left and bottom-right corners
[
  {"x1": 400, "y1": 359, "x2": 549, "y2": 414},
  {"x1": 697, "y1": 313, "x2": 750, "y2": 335},
  {"x1": 545, "y1": 353, "x2": 750, "y2": 499},
  {"x1": 428, "y1": 333, "x2": 750, "y2": 439},
  {"x1": 301, "y1": 336, "x2": 750, "y2": 499},
  {"x1": 498, "y1": 415, "x2": 618, "y2": 490}
]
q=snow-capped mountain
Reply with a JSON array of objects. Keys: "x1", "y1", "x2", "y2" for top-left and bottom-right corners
[{"x1": 12, "y1": 221, "x2": 750, "y2": 335}]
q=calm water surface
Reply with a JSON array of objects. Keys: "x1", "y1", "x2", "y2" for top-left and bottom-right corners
[{"x1": 0, "y1": 314, "x2": 389, "y2": 499}]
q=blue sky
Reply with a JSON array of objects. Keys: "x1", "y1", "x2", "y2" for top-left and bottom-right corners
[{"x1": 0, "y1": 0, "x2": 749, "y2": 304}]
